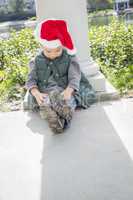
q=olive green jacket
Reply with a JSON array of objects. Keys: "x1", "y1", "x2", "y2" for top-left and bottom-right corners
[{"x1": 26, "y1": 49, "x2": 96, "y2": 108}]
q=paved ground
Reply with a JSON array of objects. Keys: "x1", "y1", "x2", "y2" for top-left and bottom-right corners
[
  {"x1": 0, "y1": 20, "x2": 36, "y2": 39},
  {"x1": 0, "y1": 98, "x2": 133, "y2": 200}
]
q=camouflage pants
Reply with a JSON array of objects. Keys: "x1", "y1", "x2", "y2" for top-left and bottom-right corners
[
  {"x1": 40, "y1": 94, "x2": 76, "y2": 128},
  {"x1": 42, "y1": 94, "x2": 77, "y2": 110},
  {"x1": 24, "y1": 89, "x2": 77, "y2": 129}
]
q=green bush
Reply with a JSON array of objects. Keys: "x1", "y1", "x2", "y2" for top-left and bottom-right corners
[
  {"x1": 89, "y1": 20, "x2": 133, "y2": 93},
  {"x1": 0, "y1": 28, "x2": 39, "y2": 102}
]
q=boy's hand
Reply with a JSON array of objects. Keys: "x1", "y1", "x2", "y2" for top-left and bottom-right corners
[
  {"x1": 61, "y1": 87, "x2": 74, "y2": 101},
  {"x1": 35, "y1": 92, "x2": 48, "y2": 106},
  {"x1": 31, "y1": 88, "x2": 48, "y2": 106}
]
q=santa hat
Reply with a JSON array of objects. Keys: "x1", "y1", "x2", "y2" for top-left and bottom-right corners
[{"x1": 34, "y1": 18, "x2": 77, "y2": 55}]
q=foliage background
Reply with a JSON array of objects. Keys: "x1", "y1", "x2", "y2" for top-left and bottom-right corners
[
  {"x1": 0, "y1": 28, "x2": 39, "y2": 103},
  {"x1": 89, "y1": 20, "x2": 133, "y2": 93}
]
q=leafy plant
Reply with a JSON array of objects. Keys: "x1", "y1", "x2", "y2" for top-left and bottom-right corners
[
  {"x1": 0, "y1": 28, "x2": 39, "y2": 102},
  {"x1": 89, "y1": 20, "x2": 133, "y2": 93}
]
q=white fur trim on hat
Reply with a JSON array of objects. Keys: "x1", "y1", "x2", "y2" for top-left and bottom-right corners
[
  {"x1": 65, "y1": 47, "x2": 77, "y2": 55},
  {"x1": 40, "y1": 39, "x2": 62, "y2": 48}
]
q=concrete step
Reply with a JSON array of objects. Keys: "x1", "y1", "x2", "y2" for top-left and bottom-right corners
[
  {"x1": 1, "y1": 100, "x2": 133, "y2": 200},
  {"x1": 88, "y1": 71, "x2": 106, "y2": 92},
  {"x1": 80, "y1": 59, "x2": 119, "y2": 101},
  {"x1": 22, "y1": 73, "x2": 119, "y2": 111},
  {"x1": 95, "y1": 80, "x2": 120, "y2": 102},
  {"x1": 88, "y1": 71, "x2": 120, "y2": 101},
  {"x1": 80, "y1": 59, "x2": 100, "y2": 77}
]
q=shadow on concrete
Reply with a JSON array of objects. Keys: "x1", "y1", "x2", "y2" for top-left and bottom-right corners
[
  {"x1": 38, "y1": 102, "x2": 133, "y2": 200},
  {"x1": 26, "y1": 111, "x2": 52, "y2": 136}
]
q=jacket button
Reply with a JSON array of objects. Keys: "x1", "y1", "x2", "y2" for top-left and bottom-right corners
[
  {"x1": 50, "y1": 62, "x2": 53, "y2": 65},
  {"x1": 44, "y1": 80, "x2": 46, "y2": 82}
]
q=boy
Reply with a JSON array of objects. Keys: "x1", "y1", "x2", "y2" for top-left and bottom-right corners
[{"x1": 25, "y1": 19, "x2": 96, "y2": 134}]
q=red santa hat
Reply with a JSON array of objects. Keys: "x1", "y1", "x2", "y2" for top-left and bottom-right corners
[{"x1": 34, "y1": 18, "x2": 77, "y2": 55}]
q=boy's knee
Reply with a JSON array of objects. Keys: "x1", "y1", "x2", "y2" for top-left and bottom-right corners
[{"x1": 22, "y1": 90, "x2": 39, "y2": 111}]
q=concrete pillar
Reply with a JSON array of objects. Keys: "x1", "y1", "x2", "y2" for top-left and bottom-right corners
[
  {"x1": 35, "y1": 0, "x2": 106, "y2": 92},
  {"x1": 116, "y1": 3, "x2": 119, "y2": 12},
  {"x1": 127, "y1": 1, "x2": 130, "y2": 8}
]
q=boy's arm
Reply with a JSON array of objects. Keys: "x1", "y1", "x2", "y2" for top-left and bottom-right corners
[
  {"x1": 67, "y1": 55, "x2": 81, "y2": 92},
  {"x1": 25, "y1": 58, "x2": 38, "y2": 92},
  {"x1": 62, "y1": 56, "x2": 81, "y2": 100},
  {"x1": 25, "y1": 58, "x2": 48, "y2": 105}
]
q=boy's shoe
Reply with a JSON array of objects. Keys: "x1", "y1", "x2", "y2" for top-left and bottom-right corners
[
  {"x1": 49, "y1": 90, "x2": 73, "y2": 121},
  {"x1": 40, "y1": 105, "x2": 65, "y2": 134},
  {"x1": 52, "y1": 116, "x2": 65, "y2": 134},
  {"x1": 55, "y1": 104, "x2": 73, "y2": 121}
]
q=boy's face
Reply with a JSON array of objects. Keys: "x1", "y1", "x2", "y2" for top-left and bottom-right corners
[{"x1": 43, "y1": 46, "x2": 63, "y2": 60}]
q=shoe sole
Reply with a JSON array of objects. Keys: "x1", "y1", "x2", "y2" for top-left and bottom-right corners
[{"x1": 40, "y1": 105, "x2": 64, "y2": 134}]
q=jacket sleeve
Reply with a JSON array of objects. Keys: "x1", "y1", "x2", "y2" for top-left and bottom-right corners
[
  {"x1": 25, "y1": 58, "x2": 38, "y2": 91},
  {"x1": 68, "y1": 55, "x2": 81, "y2": 91}
]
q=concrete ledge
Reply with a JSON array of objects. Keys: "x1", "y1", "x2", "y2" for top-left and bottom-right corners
[
  {"x1": 95, "y1": 79, "x2": 120, "y2": 102},
  {"x1": 1, "y1": 100, "x2": 133, "y2": 200},
  {"x1": 80, "y1": 59, "x2": 99, "y2": 77},
  {"x1": 22, "y1": 90, "x2": 34, "y2": 111},
  {"x1": 88, "y1": 72, "x2": 120, "y2": 101},
  {"x1": 22, "y1": 76, "x2": 120, "y2": 111},
  {"x1": 88, "y1": 71, "x2": 106, "y2": 92}
]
